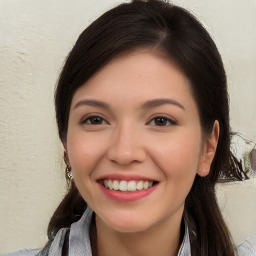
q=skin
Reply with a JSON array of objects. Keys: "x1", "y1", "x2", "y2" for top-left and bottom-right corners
[{"x1": 65, "y1": 49, "x2": 219, "y2": 256}]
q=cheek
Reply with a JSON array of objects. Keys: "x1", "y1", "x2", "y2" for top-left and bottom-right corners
[
  {"x1": 149, "y1": 129, "x2": 202, "y2": 185},
  {"x1": 66, "y1": 131, "x2": 108, "y2": 207},
  {"x1": 66, "y1": 132, "x2": 105, "y2": 176}
]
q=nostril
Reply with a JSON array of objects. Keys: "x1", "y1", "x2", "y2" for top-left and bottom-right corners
[{"x1": 106, "y1": 137, "x2": 146, "y2": 165}]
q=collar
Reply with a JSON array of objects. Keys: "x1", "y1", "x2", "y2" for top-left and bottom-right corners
[
  {"x1": 47, "y1": 206, "x2": 191, "y2": 256},
  {"x1": 68, "y1": 206, "x2": 191, "y2": 256}
]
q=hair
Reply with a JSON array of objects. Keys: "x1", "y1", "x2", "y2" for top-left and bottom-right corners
[{"x1": 48, "y1": 1, "x2": 248, "y2": 255}]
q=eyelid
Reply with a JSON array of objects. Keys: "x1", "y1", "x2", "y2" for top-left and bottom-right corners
[
  {"x1": 78, "y1": 113, "x2": 177, "y2": 126},
  {"x1": 147, "y1": 114, "x2": 178, "y2": 126},
  {"x1": 79, "y1": 113, "x2": 109, "y2": 125}
]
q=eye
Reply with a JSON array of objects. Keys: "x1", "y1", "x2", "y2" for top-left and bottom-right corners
[
  {"x1": 148, "y1": 116, "x2": 177, "y2": 126},
  {"x1": 80, "y1": 115, "x2": 107, "y2": 125}
]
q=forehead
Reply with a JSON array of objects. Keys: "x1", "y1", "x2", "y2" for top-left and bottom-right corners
[{"x1": 71, "y1": 49, "x2": 196, "y2": 109}]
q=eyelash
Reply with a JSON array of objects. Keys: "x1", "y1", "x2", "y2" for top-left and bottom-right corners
[
  {"x1": 147, "y1": 116, "x2": 177, "y2": 126},
  {"x1": 80, "y1": 115, "x2": 107, "y2": 125},
  {"x1": 79, "y1": 115, "x2": 177, "y2": 127}
]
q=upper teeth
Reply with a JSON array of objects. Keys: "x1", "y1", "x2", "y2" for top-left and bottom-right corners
[{"x1": 102, "y1": 180, "x2": 154, "y2": 192}]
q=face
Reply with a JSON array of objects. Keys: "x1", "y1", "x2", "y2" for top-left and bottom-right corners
[{"x1": 66, "y1": 49, "x2": 215, "y2": 233}]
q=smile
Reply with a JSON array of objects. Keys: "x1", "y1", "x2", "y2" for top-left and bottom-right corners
[
  {"x1": 98, "y1": 179, "x2": 159, "y2": 202},
  {"x1": 100, "y1": 179, "x2": 156, "y2": 192}
]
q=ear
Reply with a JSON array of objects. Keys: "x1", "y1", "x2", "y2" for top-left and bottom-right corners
[
  {"x1": 62, "y1": 140, "x2": 67, "y2": 152},
  {"x1": 62, "y1": 141, "x2": 70, "y2": 166},
  {"x1": 197, "y1": 120, "x2": 219, "y2": 177}
]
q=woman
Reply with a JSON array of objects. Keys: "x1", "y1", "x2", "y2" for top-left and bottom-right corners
[{"x1": 6, "y1": 0, "x2": 255, "y2": 255}]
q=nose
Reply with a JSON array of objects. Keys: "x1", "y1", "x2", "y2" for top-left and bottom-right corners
[{"x1": 107, "y1": 123, "x2": 146, "y2": 166}]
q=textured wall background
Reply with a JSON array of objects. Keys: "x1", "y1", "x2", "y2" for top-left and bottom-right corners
[{"x1": 0, "y1": 0, "x2": 255, "y2": 254}]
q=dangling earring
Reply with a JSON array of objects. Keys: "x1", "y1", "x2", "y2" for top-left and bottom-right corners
[
  {"x1": 64, "y1": 151, "x2": 73, "y2": 181},
  {"x1": 66, "y1": 164, "x2": 73, "y2": 180}
]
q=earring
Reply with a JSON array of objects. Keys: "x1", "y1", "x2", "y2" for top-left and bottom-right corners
[
  {"x1": 66, "y1": 165, "x2": 73, "y2": 180},
  {"x1": 64, "y1": 151, "x2": 73, "y2": 180}
]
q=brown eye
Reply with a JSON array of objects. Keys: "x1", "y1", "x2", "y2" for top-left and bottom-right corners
[
  {"x1": 81, "y1": 116, "x2": 106, "y2": 125},
  {"x1": 149, "y1": 116, "x2": 177, "y2": 126},
  {"x1": 154, "y1": 118, "x2": 168, "y2": 126}
]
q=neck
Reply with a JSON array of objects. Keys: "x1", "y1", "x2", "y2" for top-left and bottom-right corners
[{"x1": 94, "y1": 209, "x2": 184, "y2": 256}]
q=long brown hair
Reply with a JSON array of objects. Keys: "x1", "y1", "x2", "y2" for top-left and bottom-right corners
[{"x1": 49, "y1": 1, "x2": 248, "y2": 255}]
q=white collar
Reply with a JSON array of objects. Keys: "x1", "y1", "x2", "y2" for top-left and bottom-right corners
[{"x1": 48, "y1": 206, "x2": 191, "y2": 256}]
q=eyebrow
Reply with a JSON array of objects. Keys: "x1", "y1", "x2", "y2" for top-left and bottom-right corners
[
  {"x1": 73, "y1": 98, "x2": 185, "y2": 111},
  {"x1": 142, "y1": 98, "x2": 185, "y2": 110},
  {"x1": 73, "y1": 99, "x2": 110, "y2": 110}
]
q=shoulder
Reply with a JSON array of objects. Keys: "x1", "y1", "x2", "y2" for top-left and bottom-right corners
[
  {"x1": 2, "y1": 249, "x2": 41, "y2": 256},
  {"x1": 236, "y1": 233, "x2": 256, "y2": 256},
  {"x1": 3, "y1": 227, "x2": 69, "y2": 256}
]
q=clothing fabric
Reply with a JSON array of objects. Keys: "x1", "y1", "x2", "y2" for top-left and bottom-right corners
[{"x1": 3, "y1": 206, "x2": 256, "y2": 256}]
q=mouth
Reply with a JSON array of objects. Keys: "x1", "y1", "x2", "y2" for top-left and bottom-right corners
[{"x1": 98, "y1": 179, "x2": 159, "y2": 192}]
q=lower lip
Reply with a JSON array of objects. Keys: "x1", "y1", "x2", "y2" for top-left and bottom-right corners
[{"x1": 98, "y1": 183, "x2": 159, "y2": 202}]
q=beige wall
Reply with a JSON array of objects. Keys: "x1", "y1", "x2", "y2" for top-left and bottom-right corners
[{"x1": 0, "y1": 0, "x2": 255, "y2": 254}]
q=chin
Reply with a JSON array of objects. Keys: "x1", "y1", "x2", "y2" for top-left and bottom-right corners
[
  {"x1": 97, "y1": 211, "x2": 154, "y2": 233},
  {"x1": 109, "y1": 220, "x2": 151, "y2": 233}
]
